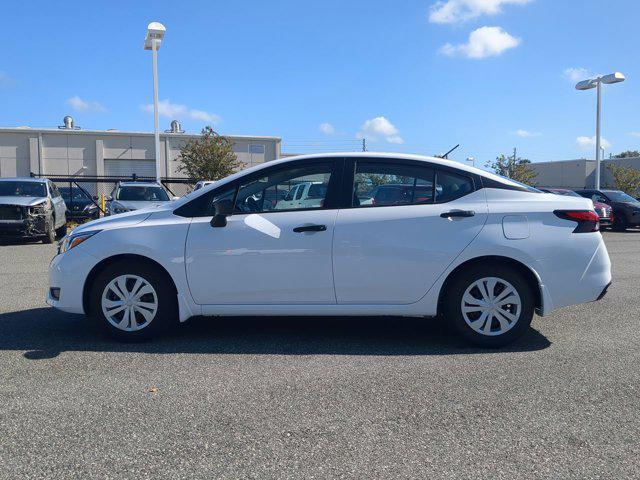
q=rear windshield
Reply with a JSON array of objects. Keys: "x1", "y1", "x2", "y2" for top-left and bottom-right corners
[
  {"x1": 0, "y1": 181, "x2": 46, "y2": 197},
  {"x1": 604, "y1": 191, "x2": 638, "y2": 203},
  {"x1": 116, "y1": 186, "x2": 169, "y2": 201}
]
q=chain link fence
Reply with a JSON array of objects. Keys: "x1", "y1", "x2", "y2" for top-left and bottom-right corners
[{"x1": 34, "y1": 174, "x2": 196, "y2": 223}]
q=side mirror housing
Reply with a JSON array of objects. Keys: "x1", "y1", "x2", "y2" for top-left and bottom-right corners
[{"x1": 210, "y1": 199, "x2": 234, "y2": 228}]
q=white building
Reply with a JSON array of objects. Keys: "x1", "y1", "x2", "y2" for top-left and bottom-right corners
[{"x1": 0, "y1": 117, "x2": 282, "y2": 180}]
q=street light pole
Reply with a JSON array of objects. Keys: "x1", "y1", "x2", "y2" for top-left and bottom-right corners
[
  {"x1": 144, "y1": 22, "x2": 166, "y2": 184},
  {"x1": 595, "y1": 80, "x2": 602, "y2": 190},
  {"x1": 575, "y1": 72, "x2": 625, "y2": 190},
  {"x1": 151, "y1": 38, "x2": 161, "y2": 184}
]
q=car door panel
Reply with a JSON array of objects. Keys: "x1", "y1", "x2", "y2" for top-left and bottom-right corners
[
  {"x1": 185, "y1": 210, "x2": 338, "y2": 305},
  {"x1": 333, "y1": 189, "x2": 488, "y2": 305}
]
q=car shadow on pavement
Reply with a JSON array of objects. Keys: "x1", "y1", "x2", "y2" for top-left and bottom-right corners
[{"x1": 0, "y1": 307, "x2": 551, "y2": 360}]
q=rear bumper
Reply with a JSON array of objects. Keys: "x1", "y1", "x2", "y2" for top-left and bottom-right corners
[
  {"x1": 537, "y1": 234, "x2": 612, "y2": 314},
  {"x1": 596, "y1": 282, "x2": 611, "y2": 301}
]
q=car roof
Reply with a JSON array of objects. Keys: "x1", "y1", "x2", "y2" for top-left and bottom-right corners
[
  {"x1": 171, "y1": 152, "x2": 534, "y2": 207},
  {"x1": 0, "y1": 177, "x2": 47, "y2": 183}
]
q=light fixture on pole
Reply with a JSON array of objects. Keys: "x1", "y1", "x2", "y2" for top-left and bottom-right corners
[
  {"x1": 144, "y1": 22, "x2": 166, "y2": 183},
  {"x1": 466, "y1": 156, "x2": 475, "y2": 167},
  {"x1": 575, "y1": 72, "x2": 625, "y2": 189}
]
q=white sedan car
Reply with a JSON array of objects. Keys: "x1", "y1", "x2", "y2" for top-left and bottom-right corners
[{"x1": 48, "y1": 153, "x2": 611, "y2": 347}]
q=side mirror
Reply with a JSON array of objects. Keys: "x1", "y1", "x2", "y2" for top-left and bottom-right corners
[{"x1": 210, "y1": 199, "x2": 234, "y2": 227}]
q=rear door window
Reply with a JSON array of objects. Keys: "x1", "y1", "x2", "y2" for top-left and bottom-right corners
[
  {"x1": 435, "y1": 171, "x2": 474, "y2": 203},
  {"x1": 353, "y1": 162, "x2": 435, "y2": 207}
]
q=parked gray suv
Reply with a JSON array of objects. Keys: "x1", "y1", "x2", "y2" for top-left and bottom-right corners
[{"x1": 0, "y1": 178, "x2": 67, "y2": 243}]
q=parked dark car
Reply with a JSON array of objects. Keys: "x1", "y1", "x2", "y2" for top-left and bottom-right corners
[
  {"x1": 575, "y1": 189, "x2": 640, "y2": 231},
  {"x1": 59, "y1": 187, "x2": 100, "y2": 220},
  {"x1": 539, "y1": 188, "x2": 613, "y2": 228}
]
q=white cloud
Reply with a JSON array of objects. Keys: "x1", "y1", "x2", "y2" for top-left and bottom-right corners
[
  {"x1": 514, "y1": 129, "x2": 541, "y2": 138},
  {"x1": 357, "y1": 116, "x2": 404, "y2": 144},
  {"x1": 629, "y1": 132, "x2": 640, "y2": 138},
  {"x1": 67, "y1": 95, "x2": 106, "y2": 113},
  {"x1": 576, "y1": 136, "x2": 611, "y2": 150},
  {"x1": 141, "y1": 99, "x2": 220, "y2": 123},
  {"x1": 429, "y1": 0, "x2": 532, "y2": 24},
  {"x1": 563, "y1": 67, "x2": 591, "y2": 83},
  {"x1": 440, "y1": 26, "x2": 520, "y2": 59},
  {"x1": 319, "y1": 122, "x2": 335, "y2": 135}
]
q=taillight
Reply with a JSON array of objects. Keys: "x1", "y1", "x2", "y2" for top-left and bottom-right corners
[{"x1": 554, "y1": 210, "x2": 600, "y2": 233}]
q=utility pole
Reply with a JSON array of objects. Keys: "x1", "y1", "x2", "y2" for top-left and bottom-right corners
[
  {"x1": 511, "y1": 147, "x2": 517, "y2": 178},
  {"x1": 362, "y1": 138, "x2": 367, "y2": 152}
]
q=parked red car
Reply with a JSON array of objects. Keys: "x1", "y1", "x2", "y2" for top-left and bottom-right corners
[{"x1": 539, "y1": 188, "x2": 613, "y2": 228}]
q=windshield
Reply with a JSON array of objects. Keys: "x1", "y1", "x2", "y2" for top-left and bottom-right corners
[
  {"x1": 0, "y1": 181, "x2": 47, "y2": 197},
  {"x1": 604, "y1": 191, "x2": 638, "y2": 203},
  {"x1": 116, "y1": 186, "x2": 170, "y2": 202},
  {"x1": 60, "y1": 187, "x2": 89, "y2": 201}
]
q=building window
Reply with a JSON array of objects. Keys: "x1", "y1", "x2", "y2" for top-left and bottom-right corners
[{"x1": 249, "y1": 144, "x2": 265, "y2": 154}]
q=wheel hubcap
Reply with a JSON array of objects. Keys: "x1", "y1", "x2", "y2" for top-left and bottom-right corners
[
  {"x1": 461, "y1": 277, "x2": 522, "y2": 337},
  {"x1": 101, "y1": 274, "x2": 158, "y2": 332}
]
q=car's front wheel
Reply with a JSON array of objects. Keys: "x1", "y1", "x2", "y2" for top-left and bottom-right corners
[
  {"x1": 89, "y1": 260, "x2": 177, "y2": 341},
  {"x1": 42, "y1": 216, "x2": 56, "y2": 244},
  {"x1": 443, "y1": 264, "x2": 535, "y2": 348}
]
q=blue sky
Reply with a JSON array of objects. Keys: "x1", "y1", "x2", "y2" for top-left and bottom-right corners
[{"x1": 1, "y1": 0, "x2": 639, "y2": 166}]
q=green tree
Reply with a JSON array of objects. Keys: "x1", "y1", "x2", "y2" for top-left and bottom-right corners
[
  {"x1": 607, "y1": 163, "x2": 640, "y2": 195},
  {"x1": 613, "y1": 150, "x2": 640, "y2": 159},
  {"x1": 177, "y1": 126, "x2": 243, "y2": 181},
  {"x1": 485, "y1": 154, "x2": 537, "y2": 185}
]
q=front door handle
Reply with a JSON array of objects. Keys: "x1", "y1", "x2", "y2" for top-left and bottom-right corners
[
  {"x1": 440, "y1": 210, "x2": 475, "y2": 219},
  {"x1": 293, "y1": 224, "x2": 327, "y2": 233}
]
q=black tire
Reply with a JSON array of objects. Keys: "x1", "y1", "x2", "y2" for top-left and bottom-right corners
[
  {"x1": 42, "y1": 216, "x2": 56, "y2": 244},
  {"x1": 88, "y1": 259, "x2": 177, "y2": 341},
  {"x1": 55, "y1": 224, "x2": 67, "y2": 239},
  {"x1": 612, "y1": 214, "x2": 628, "y2": 232},
  {"x1": 443, "y1": 264, "x2": 535, "y2": 348}
]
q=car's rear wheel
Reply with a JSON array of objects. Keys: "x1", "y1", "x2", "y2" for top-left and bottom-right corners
[
  {"x1": 89, "y1": 260, "x2": 177, "y2": 341},
  {"x1": 612, "y1": 214, "x2": 628, "y2": 232},
  {"x1": 443, "y1": 264, "x2": 535, "y2": 347}
]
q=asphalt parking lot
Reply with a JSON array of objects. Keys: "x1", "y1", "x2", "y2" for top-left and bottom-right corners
[{"x1": 1, "y1": 233, "x2": 639, "y2": 479}]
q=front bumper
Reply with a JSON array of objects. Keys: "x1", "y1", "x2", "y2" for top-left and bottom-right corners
[
  {"x1": 0, "y1": 217, "x2": 47, "y2": 238},
  {"x1": 47, "y1": 246, "x2": 97, "y2": 314}
]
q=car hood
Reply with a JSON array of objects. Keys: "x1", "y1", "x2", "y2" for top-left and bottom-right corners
[
  {"x1": 71, "y1": 209, "x2": 153, "y2": 235},
  {"x1": 110, "y1": 200, "x2": 170, "y2": 211},
  {"x1": 0, "y1": 196, "x2": 48, "y2": 207}
]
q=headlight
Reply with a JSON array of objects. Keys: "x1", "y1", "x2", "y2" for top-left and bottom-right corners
[
  {"x1": 28, "y1": 201, "x2": 47, "y2": 215},
  {"x1": 58, "y1": 230, "x2": 101, "y2": 254}
]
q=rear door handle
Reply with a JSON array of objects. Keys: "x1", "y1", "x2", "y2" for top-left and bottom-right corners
[
  {"x1": 440, "y1": 210, "x2": 475, "y2": 219},
  {"x1": 293, "y1": 224, "x2": 327, "y2": 233}
]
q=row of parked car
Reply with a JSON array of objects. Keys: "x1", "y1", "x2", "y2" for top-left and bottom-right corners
[
  {"x1": 2, "y1": 174, "x2": 639, "y2": 244},
  {"x1": 0, "y1": 177, "x2": 177, "y2": 243},
  {"x1": 539, "y1": 187, "x2": 640, "y2": 231}
]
